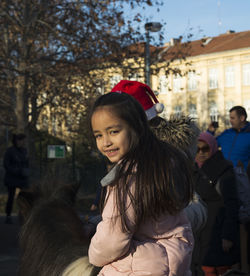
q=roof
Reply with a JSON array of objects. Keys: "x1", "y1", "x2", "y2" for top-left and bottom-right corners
[
  {"x1": 76, "y1": 30, "x2": 250, "y2": 67},
  {"x1": 123, "y1": 42, "x2": 161, "y2": 57},
  {"x1": 159, "y1": 30, "x2": 250, "y2": 61}
]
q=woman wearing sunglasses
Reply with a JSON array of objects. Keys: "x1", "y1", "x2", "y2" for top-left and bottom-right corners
[{"x1": 192, "y1": 132, "x2": 240, "y2": 276}]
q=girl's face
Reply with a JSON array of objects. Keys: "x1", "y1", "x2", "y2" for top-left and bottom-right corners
[
  {"x1": 91, "y1": 107, "x2": 131, "y2": 163},
  {"x1": 196, "y1": 140, "x2": 211, "y2": 164}
]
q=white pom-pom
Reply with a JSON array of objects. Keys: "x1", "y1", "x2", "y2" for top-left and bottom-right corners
[{"x1": 155, "y1": 103, "x2": 164, "y2": 113}]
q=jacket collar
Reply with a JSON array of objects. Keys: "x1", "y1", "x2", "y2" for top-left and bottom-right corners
[
  {"x1": 100, "y1": 164, "x2": 119, "y2": 187},
  {"x1": 243, "y1": 121, "x2": 250, "y2": 132},
  {"x1": 232, "y1": 121, "x2": 250, "y2": 133}
]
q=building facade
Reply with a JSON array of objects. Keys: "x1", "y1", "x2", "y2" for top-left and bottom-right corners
[
  {"x1": 36, "y1": 30, "x2": 250, "y2": 138},
  {"x1": 152, "y1": 30, "x2": 250, "y2": 130}
]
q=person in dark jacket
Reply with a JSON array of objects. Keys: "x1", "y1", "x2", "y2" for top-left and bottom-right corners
[
  {"x1": 192, "y1": 132, "x2": 240, "y2": 276},
  {"x1": 3, "y1": 133, "x2": 29, "y2": 224}
]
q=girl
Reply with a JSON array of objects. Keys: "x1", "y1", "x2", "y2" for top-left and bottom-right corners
[
  {"x1": 88, "y1": 92, "x2": 194, "y2": 276},
  {"x1": 110, "y1": 80, "x2": 207, "y2": 234}
]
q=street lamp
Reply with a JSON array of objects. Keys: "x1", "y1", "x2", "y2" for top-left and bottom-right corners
[
  {"x1": 144, "y1": 22, "x2": 162, "y2": 86},
  {"x1": 209, "y1": 106, "x2": 220, "y2": 128}
]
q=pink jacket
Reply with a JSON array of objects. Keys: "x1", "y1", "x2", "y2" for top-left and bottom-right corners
[{"x1": 88, "y1": 176, "x2": 193, "y2": 276}]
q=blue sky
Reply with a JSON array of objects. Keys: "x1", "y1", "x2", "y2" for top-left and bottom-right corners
[{"x1": 126, "y1": 0, "x2": 250, "y2": 43}]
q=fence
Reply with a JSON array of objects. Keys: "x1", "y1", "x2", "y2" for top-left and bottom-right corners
[{"x1": 0, "y1": 128, "x2": 106, "y2": 199}]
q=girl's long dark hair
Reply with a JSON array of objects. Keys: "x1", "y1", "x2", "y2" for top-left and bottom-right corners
[{"x1": 90, "y1": 93, "x2": 194, "y2": 232}]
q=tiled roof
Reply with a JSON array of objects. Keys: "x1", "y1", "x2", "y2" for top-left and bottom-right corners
[
  {"x1": 159, "y1": 30, "x2": 250, "y2": 61},
  {"x1": 77, "y1": 30, "x2": 250, "y2": 66},
  {"x1": 124, "y1": 42, "x2": 161, "y2": 57}
]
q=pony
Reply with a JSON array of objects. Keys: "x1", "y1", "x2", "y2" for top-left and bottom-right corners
[{"x1": 17, "y1": 178, "x2": 101, "y2": 276}]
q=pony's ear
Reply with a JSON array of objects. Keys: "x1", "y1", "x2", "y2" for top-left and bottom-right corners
[
  {"x1": 16, "y1": 190, "x2": 37, "y2": 222},
  {"x1": 54, "y1": 182, "x2": 80, "y2": 205}
]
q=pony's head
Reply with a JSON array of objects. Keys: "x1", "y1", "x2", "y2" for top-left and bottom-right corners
[
  {"x1": 17, "y1": 179, "x2": 99, "y2": 276},
  {"x1": 17, "y1": 178, "x2": 79, "y2": 223}
]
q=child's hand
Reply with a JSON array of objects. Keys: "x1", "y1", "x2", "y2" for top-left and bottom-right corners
[
  {"x1": 90, "y1": 204, "x2": 98, "y2": 211},
  {"x1": 208, "y1": 123, "x2": 216, "y2": 133}
]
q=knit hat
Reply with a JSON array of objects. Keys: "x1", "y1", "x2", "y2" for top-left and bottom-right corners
[
  {"x1": 111, "y1": 80, "x2": 164, "y2": 120},
  {"x1": 198, "y1": 132, "x2": 218, "y2": 156}
]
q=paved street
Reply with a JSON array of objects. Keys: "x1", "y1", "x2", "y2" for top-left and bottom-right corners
[{"x1": 0, "y1": 215, "x2": 20, "y2": 276}]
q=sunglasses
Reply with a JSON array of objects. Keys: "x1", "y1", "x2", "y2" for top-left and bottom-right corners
[{"x1": 197, "y1": 145, "x2": 210, "y2": 153}]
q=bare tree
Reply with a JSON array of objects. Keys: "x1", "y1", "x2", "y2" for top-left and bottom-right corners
[{"x1": 0, "y1": 0, "x2": 163, "y2": 135}]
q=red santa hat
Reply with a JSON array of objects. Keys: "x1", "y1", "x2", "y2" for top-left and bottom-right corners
[{"x1": 111, "y1": 80, "x2": 164, "y2": 120}]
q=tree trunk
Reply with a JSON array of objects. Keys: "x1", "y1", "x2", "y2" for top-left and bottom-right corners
[{"x1": 15, "y1": 62, "x2": 29, "y2": 134}]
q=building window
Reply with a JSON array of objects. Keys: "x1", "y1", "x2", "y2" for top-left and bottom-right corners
[
  {"x1": 173, "y1": 74, "x2": 182, "y2": 92},
  {"x1": 224, "y1": 101, "x2": 235, "y2": 126},
  {"x1": 208, "y1": 68, "x2": 218, "y2": 89},
  {"x1": 243, "y1": 100, "x2": 250, "y2": 117},
  {"x1": 187, "y1": 72, "x2": 197, "y2": 91},
  {"x1": 225, "y1": 101, "x2": 235, "y2": 113},
  {"x1": 96, "y1": 86, "x2": 105, "y2": 95},
  {"x1": 110, "y1": 75, "x2": 122, "y2": 89},
  {"x1": 209, "y1": 103, "x2": 219, "y2": 122},
  {"x1": 65, "y1": 115, "x2": 73, "y2": 132},
  {"x1": 243, "y1": 64, "x2": 250, "y2": 86},
  {"x1": 128, "y1": 73, "x2": 142, "y2": 81},
  {"x1": 41, "y1": 114, "x2": 48, "y2": 130},
  {"x1": 51, "y1": 115, "x2": 57, "y2": 135},
  {"x1": 188, "y1": 104, "x2": 198, "y2": 119},
  {"x1": 96, "y1": 79, "x2": 105, "y2": 95},
  {"x1": 225, "y1": 66, "x2": 235, "y2": 87},
  {"x1": 173, "y1": 105, "x2": 182, "y2": 117},
  {"x1": 159, "y1": 75, "x2": 168, "y2": 94}
]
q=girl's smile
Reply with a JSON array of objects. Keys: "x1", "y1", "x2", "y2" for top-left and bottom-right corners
[{"x1": 91, "y1": 107, "x2": 131, "y2": 163}]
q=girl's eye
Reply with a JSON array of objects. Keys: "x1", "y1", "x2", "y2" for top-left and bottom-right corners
[
  {"x1": 110, "y1": 130, "x2": 119, "y2": 135},
  {"x1": 94, "y1": 134, "x2": 102, "y2": 139}
]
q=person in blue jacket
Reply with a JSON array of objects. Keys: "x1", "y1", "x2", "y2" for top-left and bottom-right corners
[{"x1": 208, "y1": 105, "x2": 250, "y2": 171}]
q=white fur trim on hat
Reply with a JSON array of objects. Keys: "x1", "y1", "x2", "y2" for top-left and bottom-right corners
[
  {"x1": 146, "y1": 106, "x2": 158, "y2": 120},
  {"x1": 155, "y1": 103, "x2": 164, "y2": 113},
  {"x1": 146, "y1": 104, "x2": 164, "y2": 120}
]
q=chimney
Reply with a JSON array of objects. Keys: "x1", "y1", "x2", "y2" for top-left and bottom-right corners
[{"x1": 170, "y1": 37, "x2": 182, "y2": 46}]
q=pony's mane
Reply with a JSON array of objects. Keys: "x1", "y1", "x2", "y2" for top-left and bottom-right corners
[{"x1": 17, "y1": 178, "x2": 99, "y2": 276}]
